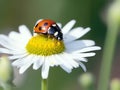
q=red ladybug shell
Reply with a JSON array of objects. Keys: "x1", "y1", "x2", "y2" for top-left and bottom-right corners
[{"x1": 34, "y1": 19, "x2": 56, "y2": 33}]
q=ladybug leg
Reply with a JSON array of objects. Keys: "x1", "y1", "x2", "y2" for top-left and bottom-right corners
[
  {"x1": 52, "y1": 37, "x2": 56, "y2": 41},
  {"x1": 48, "y1": 34, "x2": 55, "y2": 39},
  {"x1": 48, "y1": 34, "x2": 51, "y2": 39}
]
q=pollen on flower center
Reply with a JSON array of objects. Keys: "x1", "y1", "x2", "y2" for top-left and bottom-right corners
[{"x1": 26, "y1": 35, "x2": 65, "y2": 56}]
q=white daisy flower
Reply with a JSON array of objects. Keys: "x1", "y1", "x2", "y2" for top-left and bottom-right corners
[{"x1": 0, "y1": 19, "x2": 101, "y2": 79}]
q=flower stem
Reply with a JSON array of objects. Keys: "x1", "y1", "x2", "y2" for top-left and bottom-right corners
[
  {"x1": 41, "y1": 79, "x2": 48, "y2": 90},
  {"x1": 97, "y1": 18, "x2": 119, "y2": 90}
]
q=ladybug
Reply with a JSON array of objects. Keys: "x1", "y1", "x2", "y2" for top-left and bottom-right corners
[{"x1": 34, "y1": 19, "x2": 63, "y2": 40}]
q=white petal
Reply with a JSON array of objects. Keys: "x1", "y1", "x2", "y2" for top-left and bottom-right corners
[
  {"x1": 41, "y1": 58, "x2": 50, "y2": 79},
  {"x1": 54, "y1": 54, "x2": 73, "y2": 73},
  {"x1": 74, "y1": 46, "x2": 101, "y2": 53},
  {"x1": 33, "y1": 56, "x2": 44, "y2": 70},
  {"x1": 55, "y1": 54, "x2": 73, "y2": 69},
  {"x1": 19, "y1": 60, "x2": 34, "y2": 74},
  {"x1": 70, "y1": 54, "x2": 88, "y2": 62},
  {"x1": 0, "y1": 35, "x2": 16, "y2": 50},
  {"x1": 74, "y1": 53, "x2": 96, "y2": 58},
  {"x1": 65, "y1": 27, "x2": 90, "y2": 42},
  {"x1": 19, "y1": 25, "x2": 32, "y2": 39},
  {"x1": 11, "y1": 50, "x2": 26, "y2": 55},
  {"x1": 63, "y1": 53, "x2": 79, "y2": 68},
  {"x1": 18, "y1": 25, "x2": 32, "y2": 47},
  {"x1": 78, "y1": 27, "x2": 90, "y2": 38},
  {"x1": 52, "y1": 55, "x2": 61, "y2": 66},
  {"x1": 8, "y1": 31, "x2": 21, "y2": 41},
  {"x1": 0, "y1": 34, "x2": 24, "y2": 50},
  {"x1": 8, "y1": 53, "x2": 28, "y2": 60},
  {"x1": 0, "y1": 48, "x2": 25, "y2": 56},
  {"x1": 62, "y1": 20, "x2": 76, "y2": 34},
  {"x1": 8, "y1": 31, "x2": 27, "y2": 49},
  {"x1": 75, "y1": 58, "x2": 88, "y2": 62},
  {"x1": 65, "y1": 40, "x2": 95, "y2": 53},
  {"x1": 79, "y1": 62, "x2": 87, "y2": 72},
  {"x1": 60, "y1": 64, "x2": 72, "y2": 73},
  {"x1": 47, "y1": 55, "x2": 60, "y2": 67},
  {"x1": 0, "y1": 48, "x2": 11, "y2": 54},
  {"x1": 56, "y1": 23, "x2": 62, "y2": 29},
  {"x1": 12, "y1": 55, "x2": 33, "y2": 67},
  {"x1": 8, "y1": 25, "x2": 32, "y2": 49}
]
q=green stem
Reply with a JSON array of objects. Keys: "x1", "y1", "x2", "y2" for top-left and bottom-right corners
[
  {"x1": 41, "y1": 79, "x2": 48, "y2": 90},
  {"x1": 97, "y1": 22, "x2": 119, "y2": 90}
]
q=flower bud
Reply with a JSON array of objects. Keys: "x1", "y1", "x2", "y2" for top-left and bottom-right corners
[
  {"x1": 78, "y1": 73, "x2": 95, "y2": 89},
  {"x1": 0, "y1": 56, "x2": 13, "y2": 83},
  {"x1": 110, "y1": 78, "x2": 120, "y2": 90},
  {"x1": 107, "y1": 0, "x2": 120, "y2": 25}
]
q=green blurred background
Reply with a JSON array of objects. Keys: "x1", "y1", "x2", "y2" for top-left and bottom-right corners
[{"x1": 1, "y1": 0, "x2": 119, "y2": 90}]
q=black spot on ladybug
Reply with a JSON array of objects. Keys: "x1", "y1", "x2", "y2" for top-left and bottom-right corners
[
  {"x1": 35, "y1": 24, "x2": 38, "y2": 28},
  {"x1": 39, "y1": 27, "x2": 42, "y2": 30},
  {"x1": 44, "y1": 22, "x2": 48, "y2": 26}
]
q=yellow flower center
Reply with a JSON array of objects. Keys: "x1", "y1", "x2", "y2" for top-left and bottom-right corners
[{"x1": 26, "y1": 35, "x2": 65, "y2": 56}]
